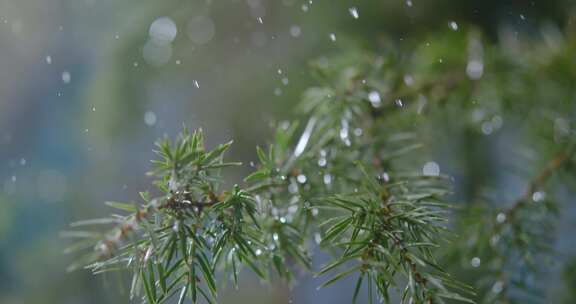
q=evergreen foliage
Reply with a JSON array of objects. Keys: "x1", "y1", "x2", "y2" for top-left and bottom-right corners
[{"x1": 66, "y1": 24, "x2": 576, "y2": 304}]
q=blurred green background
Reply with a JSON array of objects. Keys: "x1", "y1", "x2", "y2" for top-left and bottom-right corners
[{"x1": 1, "y1": 0, "x2": 575, "y2": 303}]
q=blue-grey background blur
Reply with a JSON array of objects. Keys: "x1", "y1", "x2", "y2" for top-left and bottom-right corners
[{"x1": 0, "y1": 0, "x2": 574, "y2": 303}]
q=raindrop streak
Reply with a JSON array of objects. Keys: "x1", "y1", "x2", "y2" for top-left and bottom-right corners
[
  {"x1": 349, "y1": 7, "x2": 359, "y2": 19},
  {"x1": 257, "y1": 17, "x2": 263, "y2": 24},
  {"x1": 329, "y1": 33, "x2": 336, "y2": 42},
  {"x1": 193, "y1": 80, "x2": 200, "y2": 88},
  {"x1": 294, "y1": 117, "x2": 317, "y2": 157}
]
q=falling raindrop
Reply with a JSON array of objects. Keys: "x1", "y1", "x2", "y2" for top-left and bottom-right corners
[
  {"x1": 422, "y1": 161, "x2": 440, "y2": 176},
  {"x1": 273, "y1": 233, "x2": 279, "y2": 241},
  {"x1": 142, "y1": 40, "x2": 172, "y2": 66},
  {"x1": 481, "y1": 121, "x2": 493, "y2": 135},
  {"x1": 406, "y1": 0, "x2": 413, "y2": 7},
  {"x1": 144, "y1": 111, "x2": 157, "y2": 126},
  {"x1": 395, "y1": 98, "x2": 404, "y2": 107},
  {"x1": 403, "y1": 74, "x2": 414, "y2": 86},
  {"x1": 187, "y1": 16, "x2": 215, "y2": 45},
  {"x1": 470, "y1": 257, "x2": 481, "y2": 268},
  {"x1": 149, "y1": 17, "x2": 178, "y2": 45},
  {"x1": 348, "y1": 7, "x2": 359, "y2": 19},
  {"x1": 496, "y1": 213, "x2": 506, "y2": 223},
  {"x1": 193, "y1": 80, "x2": 200, "y2": 88},
  {"x1": 466, "y1": 60, "x2": 484, "y2": 80},
  {"x1": 492, "y1": 281, "x2": 504, "y2": 294},
  {"x1": 380, "y1": 172, "x2": 390, "y2": 183},
  {"x1": 301, "y1": 4, "x2": 309, "y2": 12},
  {"x1": 323, "y1": 174, "x2": 332, "y2": 185},
  {"x1": 91, "y1": 106, "x2": 96, "y2": 112},
  {"x1": 274, "y1": 88, "x2": 283, "y2": 96},
  {"x1": 368, "y1": 91, "x2": 382, "y2": 108},
  {"x1": 19, "y1": 158, "x2": 26, "y2": 166},
  {"x1": 297, "y1": 174, "x2": 307, "y2": 184},
  {"x1": 257, "y1": 17, "x2": 263, "y2": 24},
  {"x1": 45, "y1": 55, "x2": 52, "y2": 64},
  {"x1": 448, "y1": 21, "x2": 459, "y2": 31},
  {"x1": 281, "y1": 77, "x2": 289, "y2": 86},
  {"x1": 294, "y1": 117, "x2": 316, "y2": 157},
  {"x1": 532, "y1": 191, "x2": 545, "y2": 202},
  {"x1": 255, "y1": 249, "x2": 262, "y2": 256},
  {"x1": 289, "y1": 25, "x2": 301, "y2": 38},
  {"x1": 61, "y1": 71, "x2": 71, "y2": 84},
  {"x1": 329, "y1": 33, "x2": 336, "y2": 41}
]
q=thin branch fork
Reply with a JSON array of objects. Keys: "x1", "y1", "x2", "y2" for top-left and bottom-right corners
[{"x1": 507, "y1": 145, "x2": 574, "y2": 219}]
